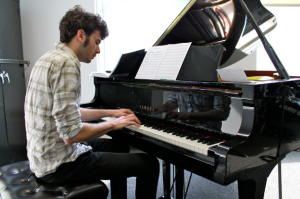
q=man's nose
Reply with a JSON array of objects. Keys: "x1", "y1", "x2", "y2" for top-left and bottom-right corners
[{"x1": 96, "y1": 46, "x2": 100, "y2": 54}]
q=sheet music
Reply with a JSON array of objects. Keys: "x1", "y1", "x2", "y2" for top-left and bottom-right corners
[
  {"x1": 155, "y1": 43, "x2": 191, "y2": 80},
  {"x1": 135, "y1": 42, "x2": 191, "y2": 80},
  {"x1": 217, "y1": 69, "x2": 250, "y2": 82},
  {"x1": 135, "y1": 45, "x2": 167, "y2": 79}
]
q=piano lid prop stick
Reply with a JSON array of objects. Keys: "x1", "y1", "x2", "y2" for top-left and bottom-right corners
[{"x1": 236, "y1": 0, "x2": 290, "y2": 80}]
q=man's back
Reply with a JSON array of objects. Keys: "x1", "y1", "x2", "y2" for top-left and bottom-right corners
[{"x1": 24, "y1": 42, "x2": 91, "y2": 178}]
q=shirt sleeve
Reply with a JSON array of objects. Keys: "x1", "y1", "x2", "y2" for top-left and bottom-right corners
[
  {"x1": 213, "y1": 96, "x2": 231, "y2": 118},
  {"x1": 167, "y1": 92, "x2": 178, "y2": 103},
  {"x1": 50, "y1": 60, "x2": 83, "y2": 140}
]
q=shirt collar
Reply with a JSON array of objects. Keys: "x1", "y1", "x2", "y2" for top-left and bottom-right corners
[{"x1": 54, "y1": 42, "x2": 81, "y2": 67}]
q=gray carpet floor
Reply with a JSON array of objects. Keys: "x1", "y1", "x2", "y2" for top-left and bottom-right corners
[{"x1": 103, "y1": 149, "x2": 300, "y2": 199}]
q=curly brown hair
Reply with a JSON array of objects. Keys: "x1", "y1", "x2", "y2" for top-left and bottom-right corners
[{"x1": 59, "y1": 5, "x2": 109, "y2": 43}]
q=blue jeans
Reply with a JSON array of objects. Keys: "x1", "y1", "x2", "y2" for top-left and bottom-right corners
[{"x1": 40, "y1": 137, "x2": 160, "y2": 199}]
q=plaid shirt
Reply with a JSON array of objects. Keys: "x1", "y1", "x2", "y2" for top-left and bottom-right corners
[
  {"x1": 168, "y1": 92, "x2": 231, "y2": 131},
  {"x1": 24, "y1": 42, "x2": 91, "y2": 178}
]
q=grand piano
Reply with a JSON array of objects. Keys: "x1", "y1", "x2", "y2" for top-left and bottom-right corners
[{"x1": 82, "y1": 0, "x2": 300, "y2": 198}]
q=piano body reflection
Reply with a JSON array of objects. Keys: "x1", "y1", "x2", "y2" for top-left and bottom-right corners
[{"x1": 82, "y1": 0, "x2": 300, "y2": 198}]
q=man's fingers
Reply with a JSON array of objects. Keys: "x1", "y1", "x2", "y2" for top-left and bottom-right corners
[
  {"x1": 130, "y1": 121, "x2": 141, "y2": 127},
  {"x1": 123, "y1": 114, "x2": 141, "y2": 125},
  {"x1": 134, "y1": 115, "x2": 141, "y2": 124},
  {"x1": 128, "y1": 114, "x2": 141, "y2": 124},
  {"x1": 123, "y1": 109, "x2": 134, "y2": 115},
  {"x1": 166, "y1": 112, "x2": 175, "y2": 119},
  {"x1": 176, "y1": 114, "x2": 182, "y2": 122}
]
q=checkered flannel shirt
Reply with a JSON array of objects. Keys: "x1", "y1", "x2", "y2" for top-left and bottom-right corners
[{"x1": 24, "y1": 42, "x2": 91, "y2": 178}]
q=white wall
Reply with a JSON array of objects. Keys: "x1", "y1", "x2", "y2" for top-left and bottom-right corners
[
  {"x1": 256, "y1": 6, "x2": 300, "y2": 75},
  {"x1": 20, "y1": 0, "x2": 97, "y2": 103},
  {"x1": 218, "y1": 5, "x2": 300, "y2": 73}
]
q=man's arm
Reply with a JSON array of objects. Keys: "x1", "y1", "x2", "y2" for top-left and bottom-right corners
[
  {"x1": 50, "y1": 61, "x2": 140, "y2": 145},
  {"x1": 165, "y1": 95, "x2": 231, "y2": 121},
  {"x1": 63, "y1": 114, "x2": 140, "y2": 145},
  {"x1": 80, "y1": 108, "x2": 135, "y2": 122},
  {"x1": 165, "y1": 109, "x2": 228, "y2": 121},
  {"x1": 153, "y1": 100, "x2": 178, "y2": 114}
]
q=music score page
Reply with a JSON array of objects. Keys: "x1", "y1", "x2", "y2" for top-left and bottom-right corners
[{"x1": 135, "y1": 42, "x2": 191, "y2": 80}]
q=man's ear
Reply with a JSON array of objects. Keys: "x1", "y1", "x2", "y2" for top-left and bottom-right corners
[{"x1": 76, "y1": 29, "x2": 86, "y2": 44}]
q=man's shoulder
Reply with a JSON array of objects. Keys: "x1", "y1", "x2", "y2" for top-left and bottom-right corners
[{"x1": 38, "y1": 48, "x2": 76, "y2": 65}]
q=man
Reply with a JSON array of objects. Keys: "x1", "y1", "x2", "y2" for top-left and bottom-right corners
[{"x1": 24, "y1": 5, "x2": 159, "y2": 199}]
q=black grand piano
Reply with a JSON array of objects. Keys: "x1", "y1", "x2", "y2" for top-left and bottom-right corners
[{"x1": 82, "y1": 0, "x2": 300, "y2": 198}]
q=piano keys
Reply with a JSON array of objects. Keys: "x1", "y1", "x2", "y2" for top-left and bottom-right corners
[{"x1": 101, "y1": 116, "x2": 227, "y2": 156}]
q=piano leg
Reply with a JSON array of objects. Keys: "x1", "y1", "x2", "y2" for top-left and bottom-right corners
[
  {"x1": 176, "y1": 166, "x2": 184, "y2": 199},
  {"x1": 163, "y1": 160, "x2": 171, "y2": 199},
  {"x1": 162, "y1": 161, "x2": 185, "y2": 199},
  {"x1": 237, "y1": 155, "x2": 285, "y2": 199}
]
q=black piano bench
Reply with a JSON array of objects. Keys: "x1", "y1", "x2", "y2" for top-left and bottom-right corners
[{"x1": 0, "y1": 161, "x2": 109, "y2": 199}]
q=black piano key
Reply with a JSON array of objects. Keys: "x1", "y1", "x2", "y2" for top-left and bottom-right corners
[
  {"x1": 152, "y1": 126, "x2": 160, "y2": 130},
  {"x1": 157, "y1": 125, "x2": 169, "y2": 131},
  {"x1": 138, "y1": 116, "x2": 231, "y2": 144},
  {"x1": 162, "y1": 127, "x2": 173, "y2": 132},
  {"x1": 205, "y1": 139, "x2": 222, "y2": 145},
  {"x1": 202, "y1": 137, "x2": 219, "y2": 144},
  {"x1": 190, "y1": 136, "x2": 197, "y2": 141},
  {"x1": 201, "y1": 138, "x2": 211, "y2": 144},
  {"x1": 172, "y1": 129, "x2": 183, "y2": 135},
  {"x1": 192, "y1": 134, "x2": 205, "y2": 139},
  {"x1": 177, "y1": 133, "x2": 186, "y2": 137},
  {"x1": 185, "y1": 133, "x2": 199, "y2": 140},
  {"x1": 197, "y1": 137, "x2": 211, "y2": 143}
]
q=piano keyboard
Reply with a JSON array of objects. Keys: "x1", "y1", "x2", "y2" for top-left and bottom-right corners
[{"x1": 102, "y1": 117, "x2": 226, "y2": 156}]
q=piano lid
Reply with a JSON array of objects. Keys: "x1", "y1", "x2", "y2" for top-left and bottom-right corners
[{"x1": 153, "y1": 0, "x2": 276, "y2": 67}]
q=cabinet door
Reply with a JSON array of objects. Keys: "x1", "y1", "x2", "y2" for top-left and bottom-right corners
[
  {"x1": 1, "y1": 63, "x2": 27, "y2": 164},
  {"x1": 0, "y1": 65, "x2": 9, "y2": 167}
]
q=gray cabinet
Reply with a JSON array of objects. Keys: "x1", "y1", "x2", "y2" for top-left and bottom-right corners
[
  {"x1": 0, "y1": 0, "x2": 27, "y2": 166},
  {"x1": 0, "y1": 63, "x2": 27, "y2": 166}
]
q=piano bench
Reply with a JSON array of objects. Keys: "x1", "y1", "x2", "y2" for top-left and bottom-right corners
[{"x1": 0, "y1": 160, "x2": 109, "y2": 199}]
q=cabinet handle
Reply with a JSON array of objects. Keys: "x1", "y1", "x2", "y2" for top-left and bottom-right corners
[
  {"x1": 0, "y1": 72, "x2": 4, "y2": 84},
  {"x1": 4, "y1": 72, "x2": 10, "y2": 83}
]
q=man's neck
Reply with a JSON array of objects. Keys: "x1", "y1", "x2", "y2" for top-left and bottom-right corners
[{"x1": 63, "y1": 41, "x2": 80, "y2": 60}]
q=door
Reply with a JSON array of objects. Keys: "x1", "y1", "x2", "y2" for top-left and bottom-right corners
[{"x1": 0, "y1": 63, "x2": 27, "y2": 165}]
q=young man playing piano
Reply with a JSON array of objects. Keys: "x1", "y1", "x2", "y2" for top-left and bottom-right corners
[{"x1": 24, "y1": 5, "x2": 159, "y2": 199}]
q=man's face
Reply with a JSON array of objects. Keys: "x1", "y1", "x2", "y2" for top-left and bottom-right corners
[{"x1": 79, "y1": 30, "x2": 101, "y2": 63}]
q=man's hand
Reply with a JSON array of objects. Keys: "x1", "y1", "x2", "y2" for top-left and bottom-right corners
[
  {"x1": 110, "y1": 114, "x2": 141, "y2": 130},
  {"x1": 110, "y1": 109, "x2": 135, "y2": 118},
  {"x1": 165, "y1": 111, "x2": 190, "y2": 122},
  {"x1": 151, "y1": 100, "x2": 178, "y2": 114},
  {"x1": 63, "y1": 112, "x2": 140, "y2": 145},
  {"x1": 152, "y1": 105, "x2": 167, "y2": 114}
]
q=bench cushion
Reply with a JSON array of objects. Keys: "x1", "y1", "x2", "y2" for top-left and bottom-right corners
[{"x1": 0, "y1": 161, "x2": 108, "y2": 199}]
